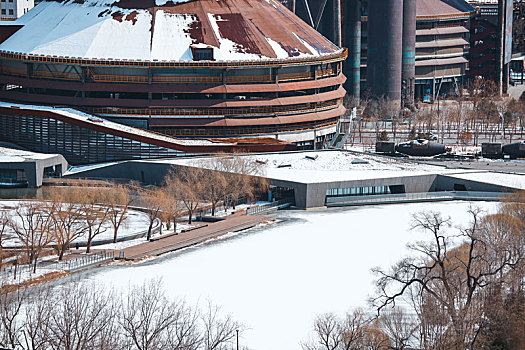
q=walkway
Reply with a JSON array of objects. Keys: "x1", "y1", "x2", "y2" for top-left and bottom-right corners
[{"x1": 118, "y1": 213, "x2": 269, "y2": 261}]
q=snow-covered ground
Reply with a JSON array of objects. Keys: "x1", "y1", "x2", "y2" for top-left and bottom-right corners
[
  {"x1": 85, "y1": 201, "x2": 498, "y2": 350},
  {"x1": 0, "y1": 200, "x2": 150, "y2": 247}
]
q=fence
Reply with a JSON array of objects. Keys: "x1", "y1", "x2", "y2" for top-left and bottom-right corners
[
  {"x1": 0, "y1": 250, "x2": 115, "y2": 282},
  {"x1": 326, "y1": 191, "x2": 507, "y2": 207},
  {"x1": 246, "y1": 198, "x2": 295, "y2": 215}
]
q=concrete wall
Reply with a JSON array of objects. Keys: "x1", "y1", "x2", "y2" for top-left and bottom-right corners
[
  {"x1": 301, "y1": 174, "x2": 438, "y2": 208},
  {"x1": 66, "y1": 161, "x2": 172, "y2": 185},
  {"x1": 0, "y1": 154, "x2": 67, "y2": 187},
  {"x1": 434, "y1": 175, "x2": 517, "y2": 193}
]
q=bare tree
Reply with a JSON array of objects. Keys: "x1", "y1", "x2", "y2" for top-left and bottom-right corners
[
  {"x1": 373, "y1": 206, "x2": 525, "y2": 350},
  {"x1": 162, "y1": 171, "x2": 189, "y2": 230},
  {"x1": 120, "y1": 279, "x2": 184, "y2": 350},
  {"x1": 201, "y1": 302, "x2": 242, "y2": 350},
  {"x1": 139, "y1": 188, "x2": 165, "y2": 240},
  {"x1": 21, "y1": 285, "x2": 52, "y2": 350},
  {"x1": 167, "y1": 167, "x2": 205, "y2": 224},
  {"x1": 77, "y1": 188, "x2": 111, "y2": 253},
  {"x1": 107, "y1": 184, "x2": 131, "y2": 243},
  {"x1": 45, "y1": 188, "x2": 86, "y2": 260},
  {"x1": 303, "y1": 313, "x2": 341, "y2": 350},
  {"x1": 46, "y1": 282, "x2": 117, "y2": 350},
  {"x1": 9, "y1": 202, "x2": 54, "y2": 273},
  {"x1": 379, "y1": 307, "x2": 417, "y2": 350},
  {"x1": 0, "y1": 210, "x2": 12, "y2": 267},
  {"x1": 0, "y1": 284, "x2": 25, "y2": 349}
]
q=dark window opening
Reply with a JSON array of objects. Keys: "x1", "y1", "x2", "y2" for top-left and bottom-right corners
[
  {"x1": 193, "y1": 48, "x2": 214, "y2": 61},
  {"x1": 453, "y1": 183, "x2": 468, "y2": 191}
]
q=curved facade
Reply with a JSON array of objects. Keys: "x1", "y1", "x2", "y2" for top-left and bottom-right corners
[{"x1": 0, "y1": 0, "x2": 347, "y2": 148}]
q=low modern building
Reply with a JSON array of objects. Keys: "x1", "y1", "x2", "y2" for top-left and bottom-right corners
[
  {"x1": 0, "y1": 147, "x2": 67, "y2": 187},
  {"x1": 0, "y1": 0, "x2": 34, "y2": 20},
  {"x1": 63, "y1": 149, "x2": 525, "y2": 208},
  {"x1": 0, "y1": 0, "x2": 347, "y2": 149}
]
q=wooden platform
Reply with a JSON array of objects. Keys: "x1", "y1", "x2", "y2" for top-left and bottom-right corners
[{"x1": 117, "y1": 213, "x2": 269, "y2": 261}]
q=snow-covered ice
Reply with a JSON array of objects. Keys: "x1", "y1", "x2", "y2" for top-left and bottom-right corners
[{"x1": 85, "y1": 201, "x2": 498, "y2": 349}]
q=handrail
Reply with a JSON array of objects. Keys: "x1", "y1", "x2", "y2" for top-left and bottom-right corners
[
  {"x1": 0, "y1": 48, "x2": 348, "y2": 69},
  {"x1": 326, "y1": 191, "x2": 507, "y2": 207},
  {"x1": 0, "y1": 67, "x2": 337, "y2": 84},
  {"x1": 154, "y1": 118, "x2": 338, "y2": 137},
  {"x1": 85, "y1": 98, "x2": 341, "y2": 117},
  {"x1": 246, "y1": 198, "x2": 295, "y2": 215}
]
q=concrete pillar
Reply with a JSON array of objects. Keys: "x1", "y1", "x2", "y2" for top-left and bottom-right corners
[{"x1": 402, "y1": 0, "x2": 416, "y2": 106}]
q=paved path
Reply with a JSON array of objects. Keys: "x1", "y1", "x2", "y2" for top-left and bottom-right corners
[{"x1": 117, "y1": 213, "x2": 269, "y2": 261}]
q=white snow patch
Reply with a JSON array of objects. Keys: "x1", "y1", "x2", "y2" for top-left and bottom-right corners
[
  {"x1": 447, "y1": 171, "x2": 525, "y2": 190},
  {"x1": 87, "y1": 201, "x2": 498, "y2": 350},
  {"x1": 266, "y1": 38, "x2": 289, "y2": 59},
  {"x1": 207, "y1": 14, "x2": 263, "y2": 61},
  {"x1": 293, "y1": 32, "x2": 319, "y2": 56},
  {"x1": 150, "y1": 11, "x2": 195, "y2": 61},
  {"x1": 155, "y1": 0, "x2": 192, "y2": 5}
]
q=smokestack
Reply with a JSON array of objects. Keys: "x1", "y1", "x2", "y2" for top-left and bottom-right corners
[
  {"x1": 367, "y1": 0, "x2": 403, "y2": 102},
  {"x1": 334, "y1": 0, "x2": 342, "y2": 47},
  {"x1": 402, "y1": 0, "x2": 416, "y2": 106},
  {"x1": 343, "y1": 0, "x2": 361, "y2": 105}
]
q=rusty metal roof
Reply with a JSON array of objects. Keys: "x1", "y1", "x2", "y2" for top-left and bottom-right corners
[{"x1": 0, "y1": 0, "x2": 340, "y2": 61}]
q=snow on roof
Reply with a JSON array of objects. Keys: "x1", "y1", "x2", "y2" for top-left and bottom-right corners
[
  {"x1": 446, "y1": 172, "x2": 525, "y2": 190},
  {"x1": 0, "y1": 147, "x2": 61, "y2": 162},
  {"x1": 0, "y1": 0, "x2": 339, "y2": 61},
  {"x1": 0, "y1": 101, "x2": 233, "y2": 147},
  {"x1": 159, "y1": 150, "x2": 468, "y2": 184}
]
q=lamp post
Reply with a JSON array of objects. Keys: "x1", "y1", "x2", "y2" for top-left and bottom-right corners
[{"x1": 236, "y1": 329, "x2": 239, "y2": 350}]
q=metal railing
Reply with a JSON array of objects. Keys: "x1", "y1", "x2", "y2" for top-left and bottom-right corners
[
  {"x1": 86, "y1": 98, "x2": 341, "y2": 117},
  {"x1": 0, "y1": 49, "x2": 347, "y2": 69},
  {"x1": 246, "y1": 198, "x2": 295, "y2": 215},
  {"x1": 0, "y1": 250, "x2": 115, "y2": 282},
  {"x1": 326, "y1": 191, "x2": 507, "y2": 207},
  {"x1": 54, "y1": 250, "x2": 115, "y2": 273}
]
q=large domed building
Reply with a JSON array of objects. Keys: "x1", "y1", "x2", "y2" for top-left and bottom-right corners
[{"x1": 0, "y1": 0, "x2": 347, "y2": 149}]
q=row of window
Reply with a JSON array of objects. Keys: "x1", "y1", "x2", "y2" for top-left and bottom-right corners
[
  {"x1": 1, "y1": 9, "x2": 14, "y2": 15},
  {"x1": 326, "y1": 186, "x2": 393, "y2": 197}
]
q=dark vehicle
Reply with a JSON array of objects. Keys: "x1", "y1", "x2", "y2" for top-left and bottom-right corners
[
  {"x1": 481, "y1": 143, "x2": 503, "y2": 159},
  {"x1": 502, "y1": 141, "x2": 525, "y2": 158},
  {"x1": 376, "y1": 141, "x2": 396, "y2": 154},
  {"x1": 395, "y1": 139, "x2": 446, "y2": 157}
]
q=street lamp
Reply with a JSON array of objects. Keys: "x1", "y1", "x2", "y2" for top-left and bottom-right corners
[
  {"x1": 499, "y1": 112, "x2": 505, "y2": 141},
  {"x1": 236, "y1": 329, "x2": 239, "y2": 350}
]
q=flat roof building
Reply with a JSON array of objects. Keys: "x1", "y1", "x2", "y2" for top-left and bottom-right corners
[
  {"x1": 0, "y1": 147, "x2": 67, "y2": 187},
  {"x1": 0, "y1": 0, "x2": 34, "y2": 20}
]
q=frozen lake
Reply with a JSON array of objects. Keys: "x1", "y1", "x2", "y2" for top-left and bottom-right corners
[{"x1": 85, "y1": 201, "x2": 498, "y2": 349}]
